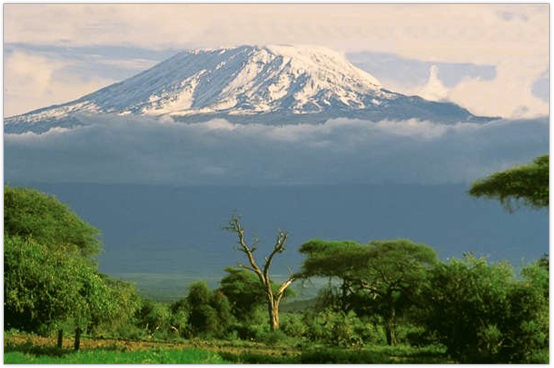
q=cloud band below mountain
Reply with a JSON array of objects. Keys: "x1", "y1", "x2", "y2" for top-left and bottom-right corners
[{"x1": 5, "y1": 115, "x2": 548, "y2": 186}]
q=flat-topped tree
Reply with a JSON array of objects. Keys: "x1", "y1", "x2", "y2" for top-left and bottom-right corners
[
  {"x1": 224, "y1": 215, "x2": 295, "y2": 331},
  {"x1": 298, "y1": 238, "x2": 438, "y2": 346},
  {"x1": 469, "y1": 154, "x2": 548, "y2": 212}
]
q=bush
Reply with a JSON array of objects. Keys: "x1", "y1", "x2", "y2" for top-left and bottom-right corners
[
  {"x1": 280, "y1": 313, "x2": 307, "y2": 338},
  {"x1": 422, "y1": 255, "x2": 549, "y2": 363},
  {"x1": 302, "y1": 309, "x2": 381, "y2": 347}
]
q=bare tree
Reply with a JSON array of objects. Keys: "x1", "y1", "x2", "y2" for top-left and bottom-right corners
[{"x1": 224, "y1": 215, "x2": 295, "y2": 331}]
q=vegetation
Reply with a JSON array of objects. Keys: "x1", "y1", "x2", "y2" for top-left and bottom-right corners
[
  {"x1": 4, "y1": 186, "x2": 141, "y2": 349},
  {"x1": 4, "y1": 185, "x2": 101, "y2": 257},
  {"x1": 298, "y1": 238, "x2": 438, "y2": 345},
  {"x1": 4, "y1": 158, "x2": 549, "y2": 364},
  {"x1": 224, "y1": 216, "x2": 295, "y2": 331},
  {"x1": 469, "y1": 154, "x2": 548, "y2": 211},
  {"x1": 5, "y1": 348, "x2": 229, "y2": 364}
]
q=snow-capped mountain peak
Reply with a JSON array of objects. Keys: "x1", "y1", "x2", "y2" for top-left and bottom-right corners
[
  {"x1": 5, "y1": 44, "x2": 494, "y2": 134},
  {"x1": 114, "y1": 44, "x2": 385, "y2": 116}
]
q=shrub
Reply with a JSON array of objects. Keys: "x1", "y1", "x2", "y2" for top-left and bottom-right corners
[{"x1": 422, "y1": 255, "x2": 549, "y2": 363}]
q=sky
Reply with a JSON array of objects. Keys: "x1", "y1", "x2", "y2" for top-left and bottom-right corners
[{"x1": 3, "y1": 4, "x2": 550, "y2": 119}]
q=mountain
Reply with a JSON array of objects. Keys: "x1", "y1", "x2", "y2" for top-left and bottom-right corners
[{"x1": 5, "y1": 45, "x2": 494, "y2": 134}]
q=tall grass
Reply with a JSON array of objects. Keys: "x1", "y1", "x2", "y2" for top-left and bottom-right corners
[
  {"x1": 4, "y1": 348, "x2": 230, "y2": 364},
  {"x1": 219, "y1": 345, "x2": 451, "y2": 364}
]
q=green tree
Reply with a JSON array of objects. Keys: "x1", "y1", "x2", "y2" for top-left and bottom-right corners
[
  {"x1": 503, "y1": 259, "x2": 549, "y2": 363},
  {"x1": 224, "y1": 216, "x2": 295, "y2": 331},
  {"x1": 422, "y1": 254, "x2": 548, "y2": 363},
  {"x1": 4, "y1": 186, "x2": 135, "y2": 349},
  {"x1": 469, "y1": 154, "x2": 549, "y2": 211},
  {"x1": 95, "y1": 277, "x2": 142, "y2": 336},
  {"x1": 299, "y1": 238, "x2": 438, "y2": 345},
  {"x1": 218, "y1": 267, "x2": 295, "y2": 322},
  {"x1": 4, "y1": 186, "x2": 101, "y2": 257},
  {"x1": 135, "y1": 298, "x2": 172, "y2": 338},
  {"x1": 185, "y1": 281, "x2": 235, "y2": 338},
  {"x1": 4, "y1": 235, "x2": 114, "y2": 349},
  {"x1": 421, "y1": 254, "x2": 514, "y2": 362}
]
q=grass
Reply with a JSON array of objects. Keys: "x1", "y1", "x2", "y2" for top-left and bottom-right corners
[
  {"x1": 4, "y1": 331, "x2": 451, "y2": 364},
  {"x1": 5, "y1": 348, "x2": 230, "y2": 364},
  {"x1": 220, "y1": 345, "x2": 451, "y2": 364}
]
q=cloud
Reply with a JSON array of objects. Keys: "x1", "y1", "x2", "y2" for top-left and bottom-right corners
[
  {"x1": 350, "y1": 50, "x2": 548, "y2": 118},
  {"x1": 5, "y1": 115, "x2": 548, "y2": 187},
  {"x1": 348, "y1": 51, "x2": 497, "y2": 90},
  {"x1": 446, "y1": 60, "x2": 549, "y2": 118},
  {"x1": 532, "y1": 69, "x2": 549, "y2": 103},
  {"x1": 4, "y1": 51, "x2": 116, "y2": 117},
  {"x1": 417, "y1": 65, "x2": 449, "y2": 102},
  {"x1": 4, "y1": 4, "x2": 548, "y2": 65}
]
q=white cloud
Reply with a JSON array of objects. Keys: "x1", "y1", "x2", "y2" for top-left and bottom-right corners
[
  {"x1": 5, "y1": 115, "x2": 548, "y2": 186},
  {"x1": 4, "y1": 51, "x2": 115, "y2": 117},
  {"x1": 446, "y1": 60, "x2": 549, "y2": 118},
  {"x1": 417, "y1": 66, "x2": 449, "y2": 102},
  {"x1": 4, "y1": 5, "x2": 548, "y2": 64},
  {"x1": 380, "y1": 61, "x2": 548, "y2": 118}
]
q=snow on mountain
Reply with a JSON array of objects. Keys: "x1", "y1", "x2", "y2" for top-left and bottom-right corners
[{"x1": 5, "y1": 45, "x2": 494, "y2": 133}]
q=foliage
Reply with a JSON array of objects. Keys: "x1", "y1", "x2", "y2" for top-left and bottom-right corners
[
  {"x1": 421, "y1": 254, "x2": 548, "y2": 363},
  {"x1": 224, "y1": 215, "x2": 296, "y2": 331},
  {"x1": 229, "y1": 305, "x2": 269, "y2": 340},
  {"x1": 502, "y1": 261, "x2": 549, "y2": 363},
  {"x1": 4, "y1": 185, "x2": 101, "y2": 257},
  {"x1": 93, "y1": 276, "x2": 142, "y2": 335},
  {"x1": 4, "y1": 235, "x2": 114, "y2": 334},
  {"x1": 185, "y1": 281, "x2": 235, "y2": 338},
  {"x1": 279, "y1": 312, "x2": 308, "y2": 339},
  {"x1": 301, "y1": 309, "x2": 385, "y2": 347},
  {"x1": 134, "y1": 298, "x2": 173, "y2": 338},
  {"x1": 218, "y1": 267, "x2": 295, "y2": 321},
  {"x1": 4, "y1": 186, "x2": 140, "y2": 343},
  {"x1": 468, "y1": 154, "x2": 549, "y2": 211},
  {"x1": 299, "y1": 238, "x2": 438, "y2": 345}
]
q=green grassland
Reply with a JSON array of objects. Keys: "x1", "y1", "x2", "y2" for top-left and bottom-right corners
[
  {"x1": 4, "y1": 332, "x2": 451, "y2": 364},
  {"x1": 5, "y1": 349, "x2": 229, "y2": 364}
]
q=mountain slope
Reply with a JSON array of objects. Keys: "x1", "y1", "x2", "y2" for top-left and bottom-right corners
[{"x1": 5, "y1": 45, "x2": 494, "y2": 133}]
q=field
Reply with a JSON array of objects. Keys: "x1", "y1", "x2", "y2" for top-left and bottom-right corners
[{"x1": 4, "y1": 332, "x2": 451, "y2": 364}]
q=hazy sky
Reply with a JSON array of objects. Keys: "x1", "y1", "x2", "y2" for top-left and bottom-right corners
[{"x1": 3, "y1": 4, "x2": 549, "y2": 118}]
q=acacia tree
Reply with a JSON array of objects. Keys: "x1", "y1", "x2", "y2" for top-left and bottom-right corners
[
  {"x1": 469, "y1": 154, "x2": 548, "y2": 211},
  {"x1": 299, "y1": 238, "x2": 438, "y2": 345},
  {"x1": 4, "y1": 186, "x2": 136, "y2": 349},
  {"x1": 224, "y1": 216, "x2": 295, "y2": 331}
]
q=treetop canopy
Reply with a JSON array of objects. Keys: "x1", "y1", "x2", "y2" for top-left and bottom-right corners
[
  {"x1": 469, "y1": 154, "x2": 549, "y2": 211},
  {"x1": 4, "y1": 185, "x2": 101, "y2": 257},
  {"x1": 297, "y1": 238, "x2": 438, "y2": 279}
]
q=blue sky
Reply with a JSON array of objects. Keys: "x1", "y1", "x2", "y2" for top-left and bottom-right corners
[{"x1": 3, "y1": 4, "x2": 549, "y2": 119}]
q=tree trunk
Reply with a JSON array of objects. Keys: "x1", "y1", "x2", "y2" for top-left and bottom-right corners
[
  {"x1": 57, "y1": 329, "x2": 63, "y2": 348},
  {"x1": 385, "y1": 305, "x2": 397, "y2": 346},
  {"x1": 74, "y1": 328, "x2": 82, "y2": 351},
  {"x1": 268, "y1": 301, "x2": 280, "y2": 331},
  {"x1": 385, "y1": 323, "x2": 397, "y2": 346}
]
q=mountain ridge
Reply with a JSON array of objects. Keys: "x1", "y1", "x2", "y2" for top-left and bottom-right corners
[{"x1": 5, "y1": 44, "x2": 496, "y2": 134}]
